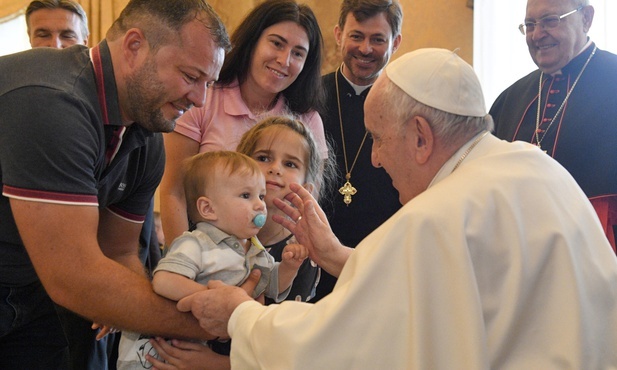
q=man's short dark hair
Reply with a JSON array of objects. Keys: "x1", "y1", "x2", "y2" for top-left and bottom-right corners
[
  {"x1": 339, "y1": 0, "x2": 403, "y2": 37},
  {"x1": 107, "y1": 0, "x2": 230, "y2": 53}
]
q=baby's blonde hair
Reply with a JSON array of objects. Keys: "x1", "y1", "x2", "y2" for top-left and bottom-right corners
[{"x1": 183, "y1": 151, "x2": 262, "y2": 222}]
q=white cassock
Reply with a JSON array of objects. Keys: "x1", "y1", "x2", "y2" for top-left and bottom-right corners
[{"x1": 228, "y1": 134, "x2": 617, "y2": 369}]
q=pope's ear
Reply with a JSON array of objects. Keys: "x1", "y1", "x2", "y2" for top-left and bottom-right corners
[
  {"x1": 196, "y1": 196, "x2": 217, "y2": 221},
  {"x1": 412, "y1": 116, "x2": 434, "y2": 165}
]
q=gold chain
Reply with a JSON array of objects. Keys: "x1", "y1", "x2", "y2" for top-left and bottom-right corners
[
  {"x1": 535, "y1": 46, "x2": 596, "y2": 151},
  {"x1": 451, "y1": 131, "x2": 489, "y2": 173},
  {"x1": 335, "y1": 66, "x2": 369, "y2": 205}
]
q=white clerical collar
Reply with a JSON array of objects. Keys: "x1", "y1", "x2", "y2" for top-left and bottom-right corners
[{"x1": 340, "y1": 64, "x2": 372, "y2": 95}]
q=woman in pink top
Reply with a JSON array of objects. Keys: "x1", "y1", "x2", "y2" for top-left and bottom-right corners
[{"x1": 160, "y1": 0, "x2": 327, "y2": 245}]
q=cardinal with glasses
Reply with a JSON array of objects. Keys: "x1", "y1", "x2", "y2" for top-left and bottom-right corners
[{"x1": 490, "y1": 0, "x2": 617, "y2": 252}]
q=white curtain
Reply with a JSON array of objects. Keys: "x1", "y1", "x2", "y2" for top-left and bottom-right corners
[
  {"x1": 474, "y1": 0, "x2": 617, "y2": 109},
  {"x1": 0, "y1": 10, "x2": 28, "y2": 56}
]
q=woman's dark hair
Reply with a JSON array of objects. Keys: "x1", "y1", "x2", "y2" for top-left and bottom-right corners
[{"x1": 217, "y1": 0, "x2": 324, "y2": 114}]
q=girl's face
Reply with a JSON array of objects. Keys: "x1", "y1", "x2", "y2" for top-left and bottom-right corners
[
  {"x1": 247, "y1": 21, "x2": 309, "y2": 98},
  {"x1": 250, "y1": 127, "x2": 310, "y2": 208}
]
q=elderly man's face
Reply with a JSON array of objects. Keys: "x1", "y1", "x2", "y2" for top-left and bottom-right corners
[
  {"x1": 524, "y1": 0, "x2": 592, "y2": 74},
  {"x1": 364, "y1": 77, "x2": 419, "y2": 204},
  {"x1": 28, "y1": 8, "x2": 87, "y2": 48}
]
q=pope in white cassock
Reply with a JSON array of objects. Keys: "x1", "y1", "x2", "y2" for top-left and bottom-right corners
[{"x1": 178, "y1": 48, "x2": 617, "y2": 369}]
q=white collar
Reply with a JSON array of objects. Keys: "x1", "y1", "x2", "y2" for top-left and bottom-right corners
[{"x1": 339, "y1": 64, "x2": 372, "y2": 95}]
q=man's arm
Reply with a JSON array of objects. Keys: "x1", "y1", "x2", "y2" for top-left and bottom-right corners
[
  {"x1": 10, "y1": 199, "x2": 211, "y2": 340},
  {"x1": 97, "y1": 208, "x2": 148, "y2": 275}
]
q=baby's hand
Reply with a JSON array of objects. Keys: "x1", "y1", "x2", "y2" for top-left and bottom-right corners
[{"x1": 281, "y1": 243, "x2": 308, "y2": 269}]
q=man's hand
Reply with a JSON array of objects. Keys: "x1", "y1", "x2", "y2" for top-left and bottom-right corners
[
  {"x1": 177, "y1": 269, "x2": 262, "y2": 338},
  {"x1": 272, "y1": 183, "x2": 351, "y2": 277}
]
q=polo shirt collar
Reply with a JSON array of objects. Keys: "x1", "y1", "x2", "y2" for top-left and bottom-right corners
[{"x1": 222, "y1": 79, "x2": 286, "y2": 120}]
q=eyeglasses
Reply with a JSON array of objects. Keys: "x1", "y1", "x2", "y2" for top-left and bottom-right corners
[{"x1": 518, "y1": 6, "x2": 583, "y2": 35}]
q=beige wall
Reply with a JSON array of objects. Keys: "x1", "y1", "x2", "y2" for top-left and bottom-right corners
[
  {"x1": 0, "y1": 0, "x2": 473, "y2": 65},
  {"x1": 208, "y1": 0, "x2": 474, "y2": 71}
]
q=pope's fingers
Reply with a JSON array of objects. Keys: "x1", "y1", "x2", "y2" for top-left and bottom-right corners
[
  {"x1": 282, "y1": 190, "x2": 303, "y2": 207},
  {"x1": 176, "y1": 293, "x2": 195, "y2": 312},
  {"x1": 271, "y1": 212, "x2": 295, "y2": 231},
  {"x1": 206, "y1": 279, "x2": 227, "y2": 289},
  {"x1": 288, "y1": 182, "x2": 314, "y2": 199},
  {"x1": 284, "y1": 183, "x2": 312, "y2": 209},
  {"x1": 273, "y1": 197, "x2": 301, "y2": 220},
  {"x1": 303, "y1": 194, "x2": 330, "y2": 226}
]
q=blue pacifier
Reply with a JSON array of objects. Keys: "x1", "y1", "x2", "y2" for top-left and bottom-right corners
[{"x1": 253, "y1": 214, "x2": 266, "y2": 228}]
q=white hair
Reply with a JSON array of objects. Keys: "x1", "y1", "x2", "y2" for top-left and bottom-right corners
[{"x1": 381, "y1": 76, "x2": 494, "y2": 148}]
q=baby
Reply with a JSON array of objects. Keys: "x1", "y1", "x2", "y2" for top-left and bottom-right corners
[{"x1": 117, "y1": 151, "x2": 308, "y2": 369}]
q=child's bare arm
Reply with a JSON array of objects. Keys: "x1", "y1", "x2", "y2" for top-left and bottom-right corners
[
  {"x1": 152, "y1": 270, "x2": 208, "y2": 301},
  {"x1": 277, "y1": 243, "x2": 308, "y2": 293}
]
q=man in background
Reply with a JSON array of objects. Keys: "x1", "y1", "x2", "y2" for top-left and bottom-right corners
[
  {"x1": 26, "y1": 0, "x2": 89, "y2": 48},
  {"x1": 315, "y1": 0, "x2": 402, "y2": 302},
  {"x1": 490, "y1": 0, "x2": 617, "y2": 250}
]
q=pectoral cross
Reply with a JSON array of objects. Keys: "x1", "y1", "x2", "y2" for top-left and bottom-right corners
[{"x1": 339, "y1": 180, "x2": 357, "y2": 206}]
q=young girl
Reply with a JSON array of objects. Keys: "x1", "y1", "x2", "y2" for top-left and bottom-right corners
[
  {"x1": 237, "y1": 115, "x2": 334, "y2": 302},
  {"x1": 147, "y1": 116, "x2": 334, "y2": 369}
]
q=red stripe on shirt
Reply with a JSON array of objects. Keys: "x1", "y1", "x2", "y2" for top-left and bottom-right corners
[
  {"x1": 108, "y1": 205, "x2": 145, "y2": 223},
  {"x1": 3, "y1": 185, "x2": 98, "y2": 205}
]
